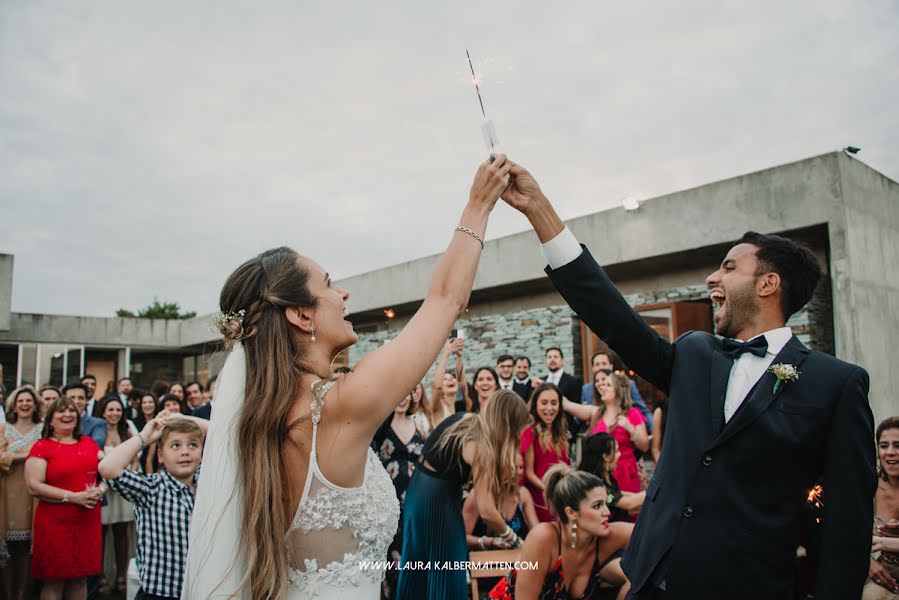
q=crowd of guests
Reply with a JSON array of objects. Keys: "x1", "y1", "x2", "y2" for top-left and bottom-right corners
[
  {"x1": 370, "y1": 341, "x2": 660, "y2": 599},
  {"x1": 0, "y1": 374, "x2": 213, "y2": 600},
  {"x1": 371, "y1": 339, "x2": 899, "y2": 600},
  {"x1": 1, "y1": 344, "x2": 896, "y2": 600}
]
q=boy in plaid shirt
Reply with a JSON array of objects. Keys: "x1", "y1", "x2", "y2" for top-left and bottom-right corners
[{"x1": 99, "y1": 413, "x2": 207, "y2": 600}]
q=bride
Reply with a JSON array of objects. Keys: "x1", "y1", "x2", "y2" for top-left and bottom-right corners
[{"x1": 182, "y1": 155, "x2": 511, "y2": 599}]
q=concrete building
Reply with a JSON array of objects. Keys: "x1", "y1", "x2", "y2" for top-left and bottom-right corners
[{"x1": 1, "y1": 151, "x2": 896, "y2": 422}]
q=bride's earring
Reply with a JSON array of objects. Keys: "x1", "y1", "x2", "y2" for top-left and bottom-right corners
[
  {"x1": 570, "y1": 518, "x2": 578, "y2": 549},
  {"x1": 310, "y1": 324, "x2": 316, "y2": 343}
]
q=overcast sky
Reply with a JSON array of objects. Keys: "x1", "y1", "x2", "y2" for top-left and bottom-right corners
[{"x1": 2, "y1": 1, "x2": 897, "y2": 317}]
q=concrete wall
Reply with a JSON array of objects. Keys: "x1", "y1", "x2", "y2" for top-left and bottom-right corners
[
  {"x1": 0, "y1": 313, "x2": 186, "y2": 348},
  {"x1": 0, "y1": 255, "x2": 12, "y2": 331},
  {"x1": 831, "y1": 154, "x2": 899, "y2": 422},
  {"x1": 339, "y1": 153, "x2": 845, "y2": 315}
]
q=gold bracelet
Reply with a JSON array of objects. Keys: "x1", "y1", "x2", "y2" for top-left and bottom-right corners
[{"x1": 456, "y1": 226, "x2": 484, "y2": 249}]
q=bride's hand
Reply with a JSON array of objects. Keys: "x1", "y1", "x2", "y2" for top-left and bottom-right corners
[{"x1": 469, "y1": 154, "x2": 511, "y2": 210}]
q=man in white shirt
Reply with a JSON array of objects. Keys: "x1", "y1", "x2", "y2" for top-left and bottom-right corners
[
  {"x1": 539, "y1": 347, "x2": 581, "y2": 405},
  {"x1": 499, "y1": 160, "x2": 875, "y2": 600}
]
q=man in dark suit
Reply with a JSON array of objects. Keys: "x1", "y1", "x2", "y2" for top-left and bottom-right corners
[
  {"x1": 191, "y1": 376, "x2": 216, "y2": 420},
  {"x1": 540, "y1": 347, "x2": 582, "y2": 404},
  {"x1": 511, "y1": 356, "x2": 534, "y2": 401},
  {"x1": 501, "y1": 162, "x2": 876, "y2": 600},
  {"x1": 540, "y1": 347, "x2": 583, "y2": 434}
]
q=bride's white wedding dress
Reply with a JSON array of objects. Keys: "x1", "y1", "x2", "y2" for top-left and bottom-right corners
[
  {"x1": 285, "y1": 380, "x2": 400, "y2": 598},
  {"x1": 182, "y1": 344, "x2": 399, "y2": 599}
]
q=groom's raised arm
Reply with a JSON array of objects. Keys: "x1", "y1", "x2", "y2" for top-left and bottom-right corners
[{"x1": 503, "y1": 162, "x2": 675, "y2": 393}]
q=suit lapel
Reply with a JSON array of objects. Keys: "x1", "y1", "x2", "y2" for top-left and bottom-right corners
[
  {"x1": 709, "y1": 350, "x2": 734, "y2": 435},
  {"x1": 709, "y1": 336, "x2": 810, "y2": 450}
]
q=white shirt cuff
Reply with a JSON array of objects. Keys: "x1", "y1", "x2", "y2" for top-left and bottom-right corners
[{"x1": 541, "y1": 227, "x2": 582, "y2": 270}]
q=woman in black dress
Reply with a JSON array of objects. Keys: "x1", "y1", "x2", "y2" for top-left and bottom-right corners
[{"x1": 374, "y1": 391, "x2": 427, "y2": 599}]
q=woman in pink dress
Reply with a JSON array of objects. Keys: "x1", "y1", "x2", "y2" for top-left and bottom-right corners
[
  {"x1": 562, "y1": 371, "x2": 649, "y2": 493},
  {"x1": 520, "y1": 383, "x2": 570, "y2": 522}
]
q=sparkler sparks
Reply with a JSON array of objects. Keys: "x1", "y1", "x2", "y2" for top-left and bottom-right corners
[
  {"x1": 807, "y1": 484, "x2": 824, "y2": 524},
  {"x1": 466, "y1": 50, "x2": 488, "y2": 119},
  {"x1": 806, "y1": 484, "x2": 823, "y2": 506}
]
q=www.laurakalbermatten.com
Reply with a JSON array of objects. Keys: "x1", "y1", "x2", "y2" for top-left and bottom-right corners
[{"x1": 358, "y1": 561, "x2": 538, "y2": 571}]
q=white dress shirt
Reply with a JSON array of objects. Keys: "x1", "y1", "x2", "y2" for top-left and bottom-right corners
[
  {"x1": 539, "y1": 227, "x2": 794, "y2": 423},
  {"x1": 723, "y1": 327, "x2": 792, "y2": 422},
  {"x1": 498, "y1": 378, "x2": 514, "y2": 391},
  {"x1": 541, "y1": 226, "x2": 583, "y2": 270},
  {"x1": 546, "y1": 369, "x2": 564, "y2": 386}
]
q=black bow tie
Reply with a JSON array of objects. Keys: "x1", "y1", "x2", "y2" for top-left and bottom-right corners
[{"x1": 722, "y1": 336, "x2": 769, "y2": 359}]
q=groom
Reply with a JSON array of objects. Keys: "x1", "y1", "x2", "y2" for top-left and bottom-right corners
[{"x1": 501, "y1": 162, "x2": 876, "y2": 599}]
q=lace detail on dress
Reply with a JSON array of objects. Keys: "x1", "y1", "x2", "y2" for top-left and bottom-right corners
[
  {"x1": 6, "y1": 424, "x2": 42, "y2": 454},
  {"x1": 285, "y1": 380, "x2": 400, "y2": 596}
]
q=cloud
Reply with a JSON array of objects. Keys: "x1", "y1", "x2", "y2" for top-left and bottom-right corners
[{"x1": 1, "y1": 0, "x2": 897, "y2": 316}]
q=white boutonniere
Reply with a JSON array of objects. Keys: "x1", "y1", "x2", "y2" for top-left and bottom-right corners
[{"x1": 768, "y1": 363, "x2": 800, "y2": 394}]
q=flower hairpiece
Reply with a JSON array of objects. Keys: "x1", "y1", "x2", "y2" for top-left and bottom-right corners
[{"x1": 210, "y1": 309, "x2": 246, "y2": 333}]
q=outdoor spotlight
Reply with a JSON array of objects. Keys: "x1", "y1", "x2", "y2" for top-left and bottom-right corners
[
  {"x1": 384, "y1": 308, "x2": 396, "y2": 319},
  {"x1": 622, "y1": 196, "x2": 640, "y2": 211}
]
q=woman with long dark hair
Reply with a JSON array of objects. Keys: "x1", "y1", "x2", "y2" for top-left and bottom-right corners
[
  {"x1": 98, "y1": 396, "x2": 135, "y2": 593},
  {"x1": 183, "y1": 156, "x2": 512, "y2": 599},
  {"x1": 132, "y1": 392, "x2": 160, "y2": 473},
  {"x1": 373, "y1": 391, "x2": 427, "y2": 599},
  {"x1": 579, "y1": 433, "x2": 645, "y2": 523},
  {"x1": 521, "y1": 383, "x2": 570, "y2": 522},
  {"x1": 461, "y1": 366, "x2": 499, "y2": 413}
]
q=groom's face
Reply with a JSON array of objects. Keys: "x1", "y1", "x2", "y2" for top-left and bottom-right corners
[{"x1": 706, "y1": 243, "x2": 762, "y2": 339}]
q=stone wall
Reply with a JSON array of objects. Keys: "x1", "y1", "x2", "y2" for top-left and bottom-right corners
[
  {"x1": 349, "y1": 278, "x2": 835, "y2": 388},
  {"x1": 349, "y1": 304, "x2": 580, "y2": 387}
]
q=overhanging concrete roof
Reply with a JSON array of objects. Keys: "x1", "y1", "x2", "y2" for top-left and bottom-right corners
[{"x1": 337, "y1": 151, "x2": 864, "y2": 316}]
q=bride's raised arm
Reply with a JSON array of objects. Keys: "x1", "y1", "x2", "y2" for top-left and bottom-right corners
[{"x1": 334, "y1": 155, "x2": 510, "y2": 434}]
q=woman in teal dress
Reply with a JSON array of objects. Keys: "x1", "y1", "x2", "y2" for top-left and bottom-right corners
[{"x1": 397, "y1": 390, "x2": 529, "y2": 600}]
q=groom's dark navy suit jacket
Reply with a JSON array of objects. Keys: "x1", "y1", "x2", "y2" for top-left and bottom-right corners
[{"x1": 547, "y1": 247, "x2": 876, "y2": 600}]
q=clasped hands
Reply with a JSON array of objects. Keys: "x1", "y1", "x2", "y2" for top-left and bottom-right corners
[{"x1": 469, "y1": 154, "x2": 549, "y2": 217}]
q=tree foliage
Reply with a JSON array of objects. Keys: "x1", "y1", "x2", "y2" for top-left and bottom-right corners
[{"x1": 116, "y1": 299, "x2": 197, "y2": 320}]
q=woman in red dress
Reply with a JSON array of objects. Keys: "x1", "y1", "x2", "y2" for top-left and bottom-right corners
[
  {"x1": 562, "y1": 371, "x2": 649, "y2": 493},
  {"x1": 521, "y1": 383, "x2": 570, "y2": 522},
  {"x1": 25, "y1": 395, "x2": 103, "y2": 599}
]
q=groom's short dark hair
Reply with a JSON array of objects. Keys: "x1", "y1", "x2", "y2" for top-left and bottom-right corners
[{"x1": 736, "y1": 231, "x2": 822, "y2": 319}]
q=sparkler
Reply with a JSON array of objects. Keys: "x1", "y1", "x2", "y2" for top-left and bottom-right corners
[
  {"x1": 465, "y1": 50, "x2": 500, "y2": 156},
  {"x1": 807, "y1": 484, "x2": 823, "y2": 524}
]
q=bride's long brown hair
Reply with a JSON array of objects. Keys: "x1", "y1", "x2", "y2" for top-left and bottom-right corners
[{"x1": 219, "y1": 246, "x2": 317, "y2": 599}]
